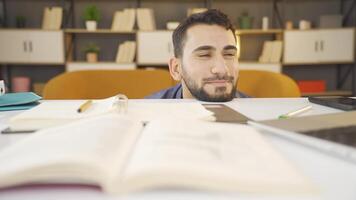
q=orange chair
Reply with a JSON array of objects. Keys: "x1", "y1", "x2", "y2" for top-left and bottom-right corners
[
  {"x1": 43, "y1": 69, "x2": 175, "y2": 99},
  {"x1": 237, "y1": 70, "x2": 301, "y2": 97}
]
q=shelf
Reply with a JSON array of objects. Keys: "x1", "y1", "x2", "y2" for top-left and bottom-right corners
[
  {"x1": 0, "y1": 28, "x2": 61, "y2": 32},
  {"x1": 302, "y1": 90, "x2": 353, "y2": 97},
  {"x1": 236, "y1": 29, "x2": 283, "y2": 35},
  {"x1": 240, "y1": 61, "x2": 281, "y2": 64},
  {"x1": 64, "y1": 29, "x2": 137, "y2": 34},
  {"x1": 283, "y1": 61, "x2": 355, "y2": 66},
  {"x1": 66, "y1": 62, "x2": 136, "y2": 72},
  {"x1": 239, "y1": 61, "x2": 282, "y2": 73}
]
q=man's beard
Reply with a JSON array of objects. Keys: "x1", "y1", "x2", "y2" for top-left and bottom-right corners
[{"x1": 181, "y1": 67, "x2": 237, "y2": 102}]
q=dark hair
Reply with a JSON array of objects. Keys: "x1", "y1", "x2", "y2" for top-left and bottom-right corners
[{"x1": 172, "y1": 9, "x2": 236, "y2": 58}]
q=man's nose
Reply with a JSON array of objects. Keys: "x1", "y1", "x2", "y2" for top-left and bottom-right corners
[{"x1": 211, "y1": 55, "x2": 229, "y2": 75}]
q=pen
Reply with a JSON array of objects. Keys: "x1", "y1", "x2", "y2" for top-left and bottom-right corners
[
  {"x1": 278, "y1": 105, "x2": 312, "y2": 119},
  {"x1": 77, "y1": 100, "x2": 92, "y2": 113}
]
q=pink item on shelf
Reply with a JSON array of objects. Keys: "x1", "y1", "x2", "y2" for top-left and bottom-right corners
[{"x1": 12, "y1": 76, "x2": 31, "y2": 92}]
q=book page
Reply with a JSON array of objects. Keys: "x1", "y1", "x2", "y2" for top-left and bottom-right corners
[
  {"x1": 0, "y1": 114, "x2": 143, "y2": 189},
  {"x1": 9, "y1": 99, "x2": 115, "y2": 130},
  {"x1": 115, "y1": 119, "x2": 316, "y2": 194},
  {"x1": 9, "y1": 98, "x2": 213, "y2": 131},
  {"x1": 126, "y1": 101, "x2": 214, "y2": 122}
]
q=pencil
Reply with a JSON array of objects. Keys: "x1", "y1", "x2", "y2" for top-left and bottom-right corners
[
  {"x1": 77, "y1": 100, "x2": 92, "y2": 113},
  {"x1": 278, "y1": 105, "x2": 312, "y2": 119}
]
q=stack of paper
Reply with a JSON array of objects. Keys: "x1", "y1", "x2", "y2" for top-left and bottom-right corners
[
  {"x1": 116, "y1": 41, "x2": 136, "y2": 63},
  {"x1": 42, "y1": 7, "x2": 63, "y2": 30},
  {"x1": 111, "y1": 9, "x2": 136, "y2": 31},
  {"x1": 136, "y1": 8, "x2": 156, "y2": 31},
  {"x1": 259, "y1": 40, "x2": 283, "y2": 63},
  {"x1": 7, "y1": 97, "x2": 214, "y2": 131}
]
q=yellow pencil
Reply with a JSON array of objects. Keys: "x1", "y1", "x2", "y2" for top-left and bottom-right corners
[
  {"x1": 77, "y1": 100, "x2": 92, "y2": 113},
  {"x1": 278, "y1": 105, "x2": 312, "y2": 119}
]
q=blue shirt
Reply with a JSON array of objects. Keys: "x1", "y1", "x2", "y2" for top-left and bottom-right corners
[{"x1": 145, "y1": 84, "x2": 249, "y2": 99}]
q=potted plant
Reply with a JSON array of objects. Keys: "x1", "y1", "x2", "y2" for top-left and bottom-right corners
[
  {"x1": 83, "y1": 5, "x2": 100, "y2": 31},
  {"x1": 83, "y1": 43, "x2": 100, "y2": 63},
  {"x1": 0, "y1": 16, "x2": 4, "y2": 27},
  {"x1": 238, "y1": 11, "x2": 253, "y2": 29},
  {"x1": 16, "y1": 15, "x2": 26, "y2": 28}
]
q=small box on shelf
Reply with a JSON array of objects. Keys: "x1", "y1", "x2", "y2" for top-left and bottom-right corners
[{"x1": 297, "y1": 80, "x2": 326, "y2": 94}]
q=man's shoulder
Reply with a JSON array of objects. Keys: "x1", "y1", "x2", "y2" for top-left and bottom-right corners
[
  {"x1": 236, "y1": 91, "x2": 250, "y2": 98},
  {"x1": 145, "y1": 84, "x2": 183, "y2": 99}
]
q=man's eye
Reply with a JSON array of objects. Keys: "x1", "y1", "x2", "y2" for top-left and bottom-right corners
[
  {"x1": 198, "y1": 54, "x2": 211, "y2": 57},
  {"x1": 224, "y1": 53, "x2": 235, "y2": 57}
]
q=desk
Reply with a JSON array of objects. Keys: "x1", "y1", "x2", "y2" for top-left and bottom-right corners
[{"x1": 0, "y1": 98, "x2": 355, "y2": 200}]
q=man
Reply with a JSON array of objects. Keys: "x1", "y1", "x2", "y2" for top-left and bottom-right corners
[{"x1": 147, "y1": 9, "x2": 248, "y2": 102}]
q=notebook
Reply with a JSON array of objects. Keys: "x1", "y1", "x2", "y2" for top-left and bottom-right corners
[
  {"x1": 0, "y1": 92, "x2": 41, "y2": 111},
  {"x1": 248, "y1": 111, "x2": 356, "y2": 163}
]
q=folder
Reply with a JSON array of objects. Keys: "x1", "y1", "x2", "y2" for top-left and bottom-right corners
[{"x1": 0, "y1": 92, "x2": 41, "y2": 111}]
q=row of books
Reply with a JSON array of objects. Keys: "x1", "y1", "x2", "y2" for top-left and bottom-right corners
[
  {"x1": 112, "y1": 8, "x2": 156, "y2": 31},
  {"x1": 41, "y1": 7, "x2": 156, "y2": 31},
  {"x1": 40, "y1": 7, "x2": 208, "y2": 31},
  {"x1": 258, "y1": 40, "x2": 283, "y2": 63},
  {"x1": 42, "y1": 7, "x2": 63, "y2": 30},
  {"x1": 115, "y1": 41, "x2": 136, "y2": 63}
]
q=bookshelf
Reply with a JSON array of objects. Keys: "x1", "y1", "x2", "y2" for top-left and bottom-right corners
[{"x1": 0, "y1": 0, "x2": 355, "y2": 96}]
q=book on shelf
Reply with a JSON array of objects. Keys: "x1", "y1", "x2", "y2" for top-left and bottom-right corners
[
  {"x1": 258, "y1": 40, "x2": 283, "y2": 63},
  {"x1": 42, "y1": 6, "x2": 63, "y2": 30},
  {"x1": 187, "y1": 8, "x2": 208, "y2": 16},
  {"x1": 270, "y1": 40, "x2": 283, "y2": 63},
  {"x1": 136, "y1": 8, "x2": 156, "y2": 31},
  {"x1": 116, "y1": 41, "x2": 136, "y2": 63},
  {"x1": 0, "y1": 113, "x2": 316, "y2": 195},
  {"x1": 111, "y1": 9, "x2": 136, "y2": 31}
]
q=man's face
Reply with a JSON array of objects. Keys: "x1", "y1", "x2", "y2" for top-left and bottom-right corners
[{"x1": 179, "y1": 24, "x2": 239, "y2": 102}]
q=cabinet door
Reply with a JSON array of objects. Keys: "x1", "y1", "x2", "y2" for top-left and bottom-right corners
[
  {"x1": 0, "y1": 30, "x2": 30, "y2": 63},
  {"x1": 29, "y1": 31, "x2": 64, "y2": 64},
  {"x1": 137, "y1": 31, "x2": 173, "y2": 65},
  {"x1": 318, "y1": 29, "x2": 355, "y2": 63},
  {"x1": 283, "y1": 31, "x2": 319, "y2": 64}
]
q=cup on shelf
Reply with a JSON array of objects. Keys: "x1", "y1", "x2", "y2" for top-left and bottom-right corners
[
  {"x1": 166, "y1": 21, "x2": 180, "y2": 30},
  {"x1": 12, "y1": 76, "x2": 31, "y2": 92},
  {"x1": 262, "y1": 16, "x2": 269, "y2": 30},
  {"x1": 299, "y1": 20, "x2": 311, "y2": 30}
]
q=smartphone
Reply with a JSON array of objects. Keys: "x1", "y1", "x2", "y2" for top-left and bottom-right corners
[{"x1": 308, "y1": 96, "x2": 356, "y2": 111}]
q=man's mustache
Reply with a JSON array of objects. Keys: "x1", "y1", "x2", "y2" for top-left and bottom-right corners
[{"x1": 203, "y1": 75, "x2": 234, "y2": 82}]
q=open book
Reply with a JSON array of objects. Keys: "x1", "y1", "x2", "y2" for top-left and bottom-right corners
[
  {"x1": 6, "y1": 98, "x2": 213, "y2": 132},
  {"x1": 0, "y1": 114, "x2": 316, "y2": 194}
]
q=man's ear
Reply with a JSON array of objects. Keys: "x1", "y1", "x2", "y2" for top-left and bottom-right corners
[{"x1": 168, "y1": 57, "x2": 182, "y2": 81}]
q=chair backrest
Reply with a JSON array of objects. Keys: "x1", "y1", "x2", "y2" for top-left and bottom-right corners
[
  {"x1": 43, "y1": 69, "x2": 175, "y2": 99},
  {"x1": 237, "y1": 70, "x2": 301, "y2": 97}
]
